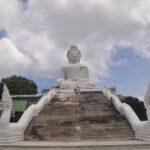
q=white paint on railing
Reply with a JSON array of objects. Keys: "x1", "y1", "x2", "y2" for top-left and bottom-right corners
[
  {"x1": 102, "y1": 87, "x2": 150, "y2": 141},
  {"x1": 0, "y1": 84, "x2": 56, "y2": 143}
]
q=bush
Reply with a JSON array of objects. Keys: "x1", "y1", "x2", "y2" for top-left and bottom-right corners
[
  {"x1": 1, "y1": 75, "x2": 38, "y2": 96},
  {"x1": 124, "y1": 96, "x2": 147, "y2": 121}
]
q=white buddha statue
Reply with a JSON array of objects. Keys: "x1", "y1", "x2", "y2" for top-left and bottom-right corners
[{"x1": 57, "y1": 45, "x2": 95, "y2": 90}]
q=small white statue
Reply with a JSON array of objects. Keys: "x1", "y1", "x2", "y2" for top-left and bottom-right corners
[
  {"x1": 0, "y1": 84, "x2": 12, "y2": 124},
  {"x1": 144, "y1": 83, "x2": 150, "y2": 120},
  {"x1": 57, "y1": 45, "x2": 94, "y2": 90}
]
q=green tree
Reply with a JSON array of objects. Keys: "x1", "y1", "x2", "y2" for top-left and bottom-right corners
[
  {"x1": 124, "y1": 96, "x2": 147, "y2": 121},
  {"x1": 0, "y1": 82, "x2": 3, "y2": 99},
  {"x1": 1, "y1": 75, "x2": 38, "y2": 95}
]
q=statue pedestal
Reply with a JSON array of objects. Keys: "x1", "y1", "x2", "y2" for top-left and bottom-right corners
[{"x1": 57, "y1": 80, "x2": 95, "y2": 90}]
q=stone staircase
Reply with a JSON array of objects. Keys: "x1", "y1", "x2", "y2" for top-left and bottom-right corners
[{"x1": 25, "y1": 91, "x2": 135, "y2": 141}]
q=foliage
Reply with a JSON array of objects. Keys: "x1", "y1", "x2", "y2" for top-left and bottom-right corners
[
  {"x1": 124, "y1": 96, "x2": 147, "y2": 121},
  {"x1": 0, "y1": 75, "x2": 38, "y2": 96},
  {"x1": 0, "y1": 82, "x2": 3, "y2": 99}
]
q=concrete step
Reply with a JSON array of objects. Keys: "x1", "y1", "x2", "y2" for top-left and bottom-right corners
[{"x1": 25, "y1": 91, "x2": 135, "y2": 141}]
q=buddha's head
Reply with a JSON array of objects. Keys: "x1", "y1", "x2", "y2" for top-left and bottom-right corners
[{"x1": 67, "y1": 45, "x2": 81, "y2": 64}]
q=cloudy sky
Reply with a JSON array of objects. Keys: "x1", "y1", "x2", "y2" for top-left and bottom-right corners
[{"x1": 0, "y1": 0, "x2": 150, "y2": 99}]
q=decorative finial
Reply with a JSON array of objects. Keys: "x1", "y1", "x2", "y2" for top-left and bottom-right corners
[
  {"x1": 1, "y1": 83, "x2": 12, "y2": 110},
  {"x1": 144, "y1": 83, "x2": 150, "y2": 120},
  {"x1": 0, "y1": 84, "x2": 12, "y2": 125}
]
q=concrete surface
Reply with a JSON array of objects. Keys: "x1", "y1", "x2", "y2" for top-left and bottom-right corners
[{"x1": 0, "y1": 140, "x2": 150, "y2": 150}]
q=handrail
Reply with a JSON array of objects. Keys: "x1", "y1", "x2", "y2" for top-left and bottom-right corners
[
  {"x1": 10, "y1": 89, "x2": 56, "y2": 132},
  {"x1": 102, "y1": 88, "x2": 142, "y2": 132}
]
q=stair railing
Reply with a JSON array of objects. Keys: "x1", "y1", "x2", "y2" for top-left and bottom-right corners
[
  {"x1": 102, "y1": 86, "x2": 150, "y2": 141},
  {"x1": 0, "y1": 84, "x2": 56, "y2": 143}
]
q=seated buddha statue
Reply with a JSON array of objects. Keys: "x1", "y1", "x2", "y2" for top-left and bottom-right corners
[{"x1": 57, "y1": 45, "x2": 95, "y2": 90}]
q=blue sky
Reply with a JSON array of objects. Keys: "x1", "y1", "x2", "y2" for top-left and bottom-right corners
[
  {"x1": 0, "y1": 28, "x2": 7, "y2": 39},
  {"x1": 100, "y1": 48, "x2": 150, "y2": 99}
]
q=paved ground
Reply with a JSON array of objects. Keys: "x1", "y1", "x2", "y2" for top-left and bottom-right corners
[{"x1": 0, "y1": 140, "x2": 150, "y2": 150}]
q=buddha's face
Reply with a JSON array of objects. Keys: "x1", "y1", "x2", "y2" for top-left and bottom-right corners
[{"x1": 67, "y1": 50, "x2": 81, "y2": 64}]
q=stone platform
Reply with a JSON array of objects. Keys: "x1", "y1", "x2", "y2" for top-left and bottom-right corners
[
  {"x1": 25, "y1": 91, "x2": 134, "y2": 141},
  {"x1": 0, "y1": 140, "x2": 150, "y2": 150}
]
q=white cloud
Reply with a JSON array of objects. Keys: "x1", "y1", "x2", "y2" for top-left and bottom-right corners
[
  {"x1": 0, "y1": 0, "x2": 150, "y2": 81},
  {"x1": 0, "y1": 37, "x2": 31, "y2": 78},
  {"x1": 0, "y1": 0, "x2": 22, "y2": 28}
]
